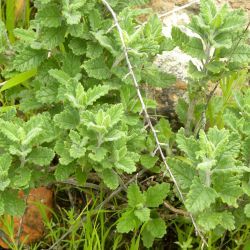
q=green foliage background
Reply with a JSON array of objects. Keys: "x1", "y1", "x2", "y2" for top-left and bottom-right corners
[{"x1": 0, "y1": 0, "x2": 249, "y2": 249}]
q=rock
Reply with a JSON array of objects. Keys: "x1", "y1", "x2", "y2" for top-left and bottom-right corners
[
  {"x1": 218, "y1": 0, "x2": 250, "y2": 12},
  {"x1": 0, "y1": 187, "x2": 53, "y2": 249}
]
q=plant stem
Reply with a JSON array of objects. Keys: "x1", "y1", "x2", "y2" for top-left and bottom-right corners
[{"x1": 185, "y1": 98, "x2": 196, "y2": 136}]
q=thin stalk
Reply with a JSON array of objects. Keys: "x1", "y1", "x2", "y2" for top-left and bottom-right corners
[
  {"x1": 0, "y1": 0, "x2": 2, "y2": 21},
  {"x1": 185, "y1": 98, "x2": 196, "y2": 136},
  {"x1": 207, "y1": 231, "x2": 213, "y2": 250},
  {"x1": 25, "y1": 0, "x2": 30, "y2": 28},
  {"x1": 5, "y1": 0, "x2": 15, "y2": 43}
]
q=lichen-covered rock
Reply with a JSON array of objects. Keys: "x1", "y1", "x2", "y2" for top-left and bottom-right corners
[{"x1": 0, "y1": 187, "x2": 53, "y2": 249}]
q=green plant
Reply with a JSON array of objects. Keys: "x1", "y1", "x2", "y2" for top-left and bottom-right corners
[
  {"x1": 168, "y1": 1, "x2": 250, "y2": 240},
  {"x1": 172, "y1": 0, "x2": 249, "y2": 136},
  {"x1": 0, "y1": 0, "x2": 249, "y2": 248},
  {"x1": 169, "y1": 125, "x2": 249, "y2": 228},
  {"x1": 0, "y1": 0, "x2": 177, "y2": 248},
  {"x1": 206, "y1": 69, "x2": 248, "y2": 128},
  {"x1": 167, "y1": 0, "x2": 250, "y2": 246},
  {"x1": 117, "y1": 182, "x2": 170, "y2": 248},
  {"x1": 168, "y1": 87, "x2": 250, "y2": 246},
  {"x1": 0, "y1": 215, "x2": 26, "y2": 250}
]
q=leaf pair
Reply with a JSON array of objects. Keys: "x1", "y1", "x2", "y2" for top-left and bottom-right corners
[{"x1": 117, "y1": 183, "x2": 169, "y2": 248}]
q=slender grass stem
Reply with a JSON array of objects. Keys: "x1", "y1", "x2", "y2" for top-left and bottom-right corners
[{"x1": 6, "y1": 0, "x2": 15, "y2": 43}]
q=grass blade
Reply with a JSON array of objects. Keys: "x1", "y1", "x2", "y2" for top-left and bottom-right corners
[
  {"x1": 6, "y1": 0, "x2": 15, "y2": 43},
  {"x1": 0, "y1": 68, "x2": 37, "y2": 92}
]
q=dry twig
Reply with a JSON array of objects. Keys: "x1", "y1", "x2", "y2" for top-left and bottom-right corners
[
  {"x1": 164, "y1": 201, "x2": 189, "y2": 217},
  {"x1": 158, "y1": 0, "x2": 200, "y2": 19}
]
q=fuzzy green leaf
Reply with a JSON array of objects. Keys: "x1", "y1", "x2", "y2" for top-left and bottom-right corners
[
  {"x1": 55, "y1": 140, "x2": 74, "y2": 165},
  {"x1": 198, "y1": 211, "x2": 235, "y2": 231},
  {"x1": 206, "y1": 61, "x2": 225, "y2": 74},
  {"x1": 11, "y1": 168, "x2": 32, "y2": 189},
  {"x1": 213, "y1": 174, "x2": 243, "y2": 207},
  {"x1": 88, "y1": 9, "x2": 102, "y2": 31},
  {"x1": 102, "y1": 169, "x2": 119, "y2": 190},
  {"x1": 212, "y1": 32, "x2": 232, "y2": 49},
  {"x1": 86, "y1": 42, "x2": 103, "y2": 59},
  {"x1": 141, "y1": 228, "x2": 155, "y2": 248},
  {"x1": 28, "y1": 146, "x2": 55, "y2": 166},
  {"x1": 219, "y1": 9, "x2": 247, "y2": 33},
  {"x1": 54, "y1": 107, "x2": 80, "y2": 129},
  {"x1": 41, "y1": 26, "x2": 66, "y2": 49},
  {"x1": 176, "y1": 128, "x2": 200, "y2": 162},
  {"x1": 115, "y1": 156, "x2": 136, "y2": 174},
  {"x1": 171, "y1": 26, "x2": 189, "y2": 46},
  {"x1": 220, "y1": 211, "x2": 235, "y2": 230},
  {"x1": 36, "y1": 3, "x2": 62, "y2": 27},
  {"x1": 69, "y1": 131, "x2": 87, "y2": 159},
  {"x1": 200, "y1": 0, "x2": 217, "y2": 24},
  {"x1": 55, "y1": 163, "x2": 76, "y2": 181},
  {"x1": 13, "y1": 48, "x2": 47, "y2": 72},
  {"x1": 186, "y1": 177, "x2": 218, "y2": 213},
  {"x1": 67, "y1": 22, "x2": 90, "y2": 39},
  {"x1": 168, "y1": 158, "x2": 196, "y2": 190},
  {"x1": 0, "y1": 120, "x2": 20, "y2": 142},
  {"x1": 22, "y1": 127, "x2": 43, "y2": 146},
  {"x1": 134, "y1": 207, "x2": 150, "y2": 222},
  {"x1": 229, "y1": 45, "x2": 250, "y2": 63},
  {"x1": 155, "y1": 118, "x2": 173, "y2": 142},
  {"x1": 142, "y1": 65, "x2": 176, "y2": 87},
  {"x1": 140, "y1": 155, "x2": 158, "y2": 169},
  {"x1": 93, "y1": 31, "x2": 117, "y2": 55},
  {"x1": 183, "y1": 37, "x2": 206, "y2": 59},
  {"x1": 127, "y1": 183, "x2": 145, "y2": 207},
  {"x1": 142, "y1": 218, "x2": 166, "y2": 248},
  {"x1": 104, "y1": 129, "x2": 125, "y2": 142},
  {"x1": 49, "y1": 69, "x2": 71, "y2": 85},
  {"x1": 146, "y1": 218, "x2": 166, "y2": 238},
  {"x1": 89, "y1": 147, "x2": 107, "y2": 162},
  {"x1": 198, "y1": 211, "x2": 221, "y2": 231},
  {"x1": 85, "y1": 85, "x2": 111, "y2": 107},
  {"x1": 69, "y1": 38, "x2": 87, "y2": 55},
  {"x1": 117, "y1": 209, "x2": 141, "y2": 233},
  {"x1": 106, "y1": 104, "x2": 124, "y2": 128},
  {"x1": 242, "y1": 137, "x2": 250, "y2": 164},
  {"x1": 145, "y1": 183, "x2": 170, "y2": 207},
  {"x1": 36, "y1": 82, "x2": 58, "y2": 104},
  {"x1": 62, "y1": 0, "x2": 86, "y2": 25},
  {"x1": 82, "y1": 57, "x2": 111, "y2": 80},
  {"x1": 2, "y1": 191, "x2": 25, "y2": 216},
  {"x1": 0, "y1": 154, "x2": 12, "y2": 191},
  {"x1": 188, "y1": 61, "x2": 206, "y2": 80}
]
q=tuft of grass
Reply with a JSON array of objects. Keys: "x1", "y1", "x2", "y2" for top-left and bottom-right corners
[
  {"x1": 35, "y1": 189, "x2": 125, "y2": 250},
  {"x1": 0, "y1": 0, "x2": 32, "y2": 42}
]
